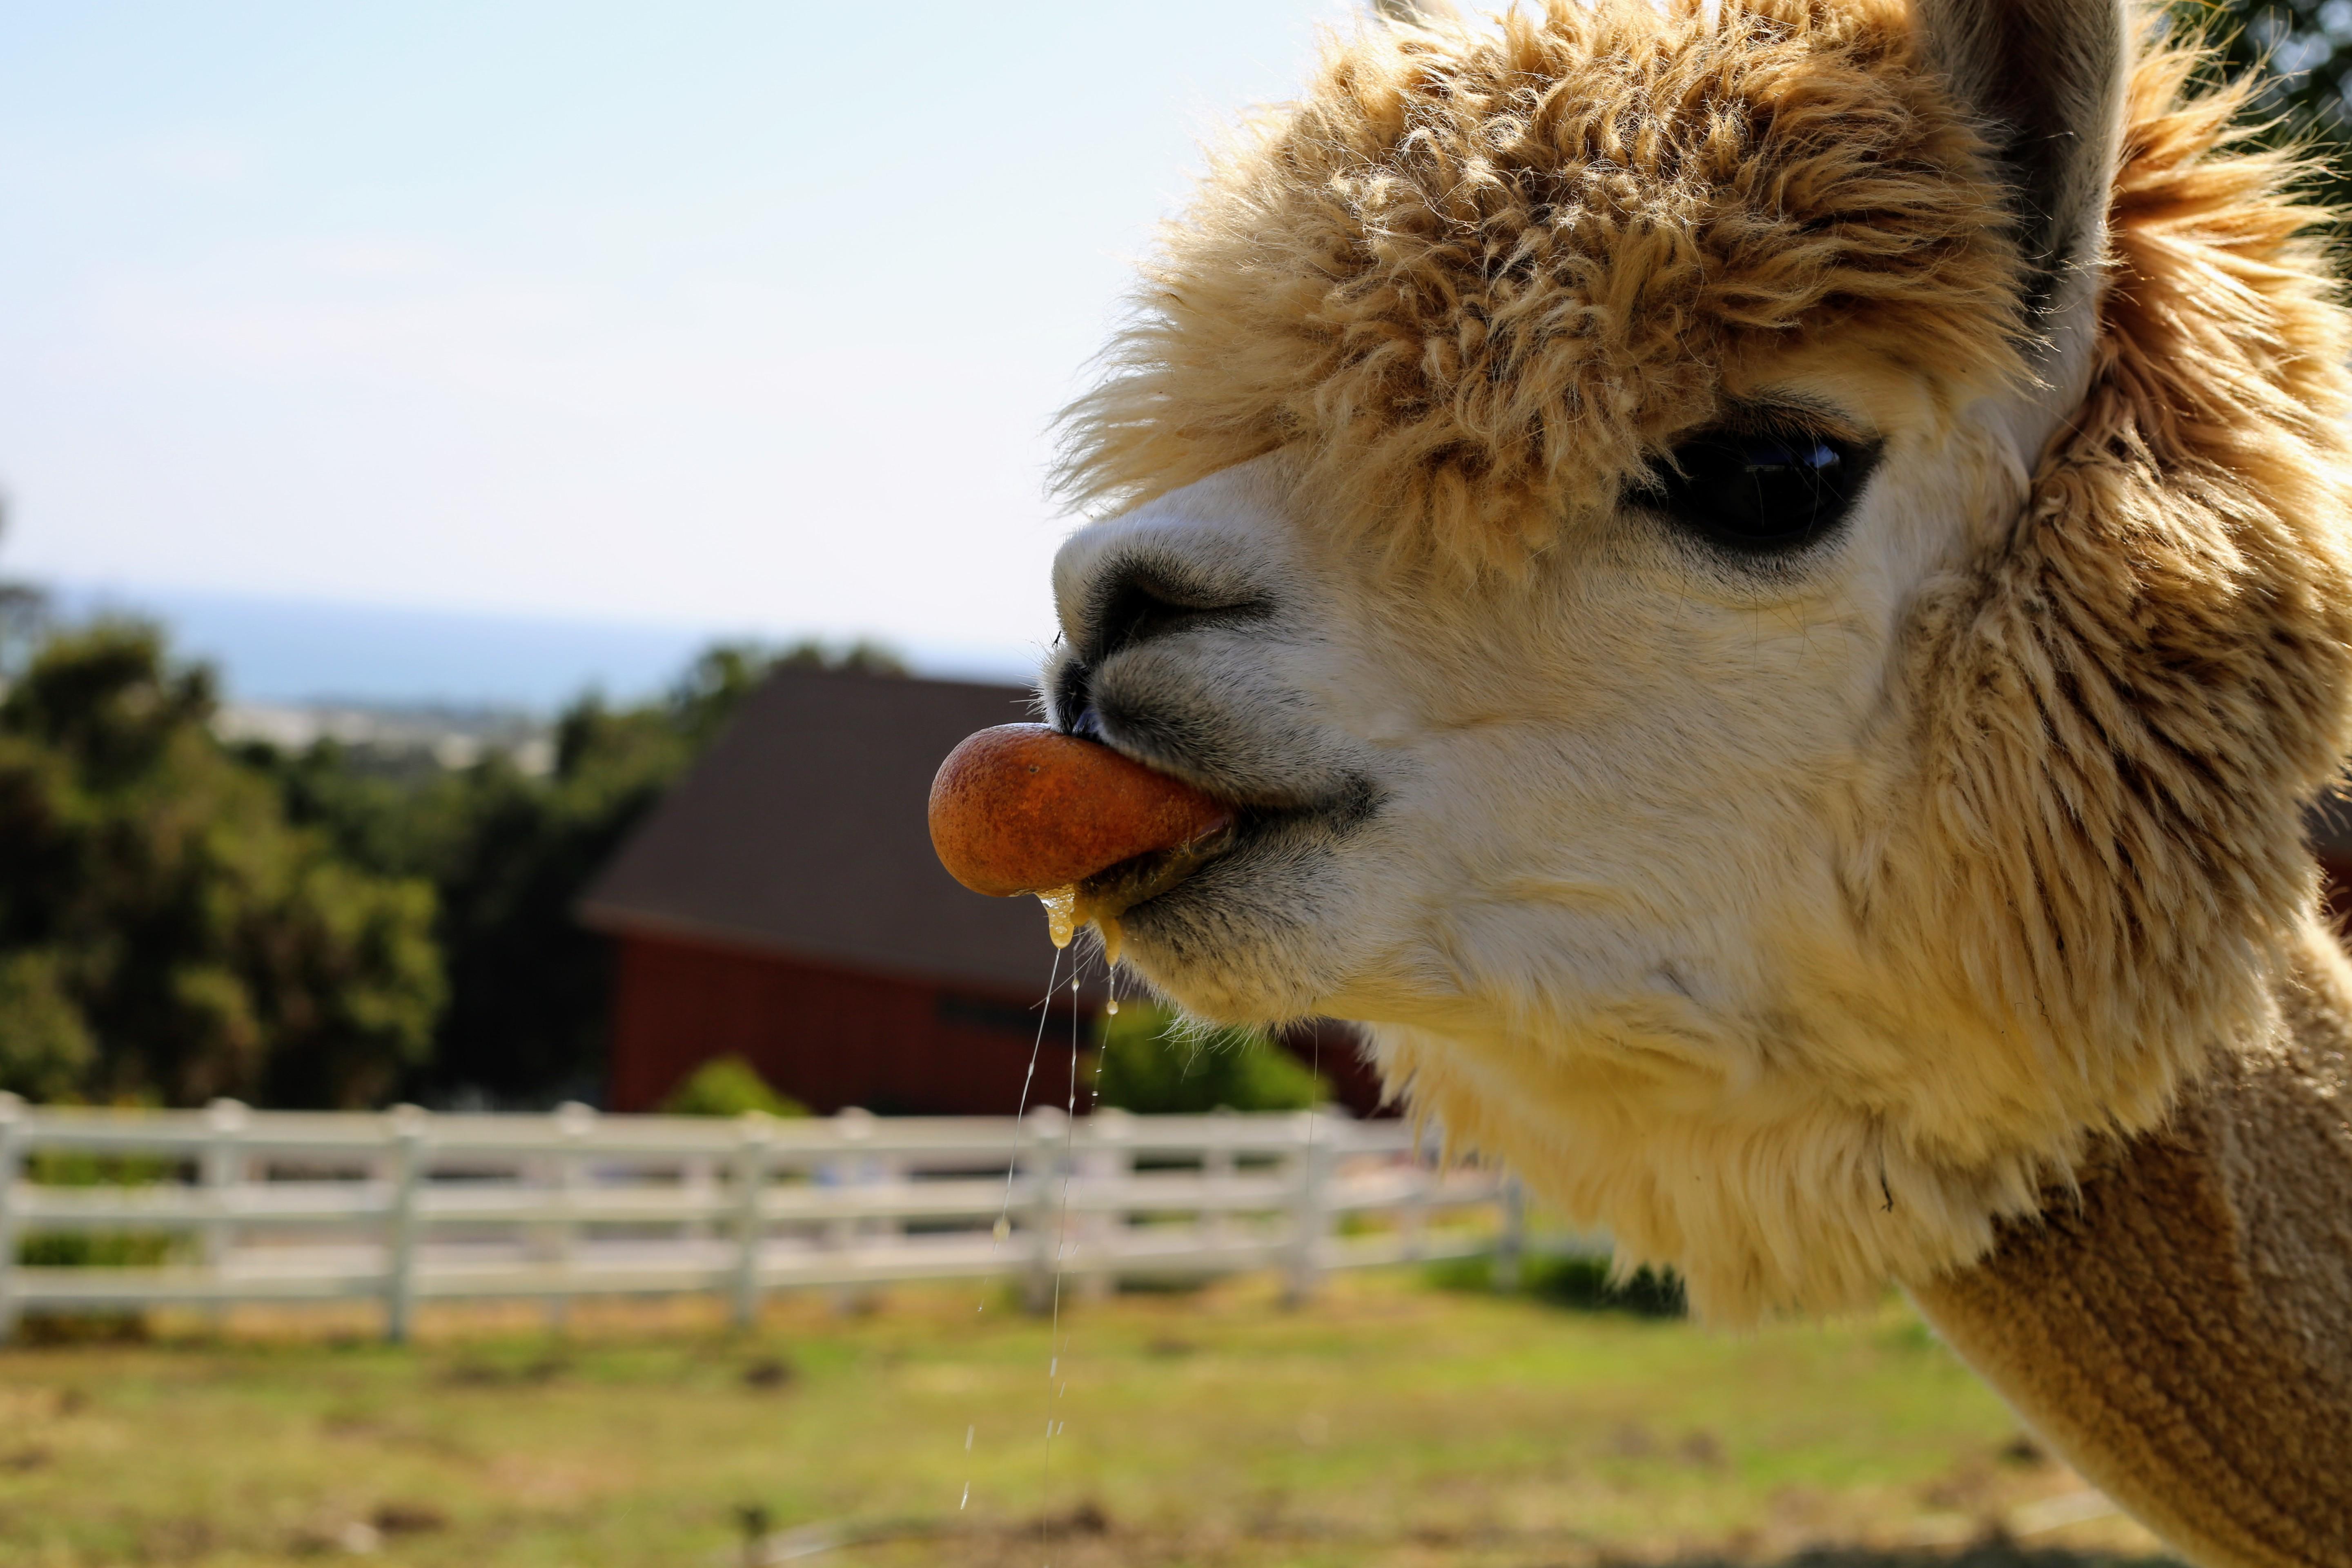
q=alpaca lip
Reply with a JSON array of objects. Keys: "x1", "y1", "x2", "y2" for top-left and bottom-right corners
[
  {"x1": 1079, "y1": 781, "x2": 1369, "y2": 933},
  {"x1": 1072, "y1": 819, "x2": 1240, "y2": 924}
]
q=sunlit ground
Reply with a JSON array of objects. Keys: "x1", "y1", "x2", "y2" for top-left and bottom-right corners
[{"x1": 0, "y1": 1270, "x2": 2177, "y2": 1568}]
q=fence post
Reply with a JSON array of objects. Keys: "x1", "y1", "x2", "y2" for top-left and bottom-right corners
[
  {"x1": 1077, "y1": 1107, "x2": 1129, "y2": 1303},
  {"x1": 729, "y1": 1113, "x2": 773, "y2": 1332},
  {"x1": 548, "y1": 1101, "x2": 595, "y2": 1331},
  {"x1": 1021, "y1": 1107, "x2": 1065, "y2": 1315},
  {"x1": 824, "y1": 1107, "x2": 877, "y2": 1314},
  {"x1": 1284, "y1": 1106, "x2": 1348, "y2": 1306},
  {"x1": 1203, "y1": 1106, "x2": 1236, "y2": 1256},
  {"x1": 200, "y1": 1098, "x2": 248, "y2": 1325},
  {"x1": 0, "y1": 1094, "x2": 21, "y2": 1344},
  {"x1": 383, "y1": 1105, "x2": 428, "y2": 1344},
  {"x1": 1400, "y1": 1118, "x2": 1432, "y2": 1264},
  {"x1": 682, "y1": 1153, "x2": 717, "y2": 1248},
  {"x1": 1494, "y1": 1176, "x2": 1527, "y2": 1294}
]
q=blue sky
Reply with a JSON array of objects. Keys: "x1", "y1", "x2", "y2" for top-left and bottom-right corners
[{"x1": 0, "y1": 2, "x2": 1355, "y2": 687}]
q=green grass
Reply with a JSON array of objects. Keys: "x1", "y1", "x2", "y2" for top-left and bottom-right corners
[{"x1": 0, "y1": 1271, "x2": 2177, "y2": 1567}]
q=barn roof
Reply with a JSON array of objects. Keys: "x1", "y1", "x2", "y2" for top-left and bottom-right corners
[{"x1": 578, "y1": 667, "x2": 1065, "y2": 996}]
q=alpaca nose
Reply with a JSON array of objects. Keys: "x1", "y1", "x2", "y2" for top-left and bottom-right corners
[
  {"x1": 1046, "y1": 462, "x2": 1303, "y2": 743},
  {"x1": 1081, "y1": 562, "x2": 1270, "y2": 669},
  {"x1": 1047, "y1": 545, "x2": 1277, "y2": 738},
  {"x1": 1050, "y1": 465, "x2": 1297, "y2": 661}
]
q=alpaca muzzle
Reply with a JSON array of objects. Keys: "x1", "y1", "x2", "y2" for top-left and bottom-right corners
[{"x1": 927, "y1": 723, "x2": 1235, "y2": 952}]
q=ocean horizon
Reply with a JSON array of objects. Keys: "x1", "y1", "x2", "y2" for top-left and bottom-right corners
[{"x1": 42, "y1": 582, "x2": 1040, "y2": 713}]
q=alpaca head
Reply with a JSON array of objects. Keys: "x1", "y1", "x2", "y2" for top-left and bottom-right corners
[{"x1": 1043, "y1": 0, "x2": 2352, "y2": 1319}]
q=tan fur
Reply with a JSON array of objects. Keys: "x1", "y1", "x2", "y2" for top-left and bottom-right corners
[{"x1": 1912, "y1": 928, "x2": 2352, "y2": 1567}]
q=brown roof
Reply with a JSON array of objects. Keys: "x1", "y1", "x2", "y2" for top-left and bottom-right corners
[{"x1": 579, "y1": 668, "x2": 1065, "y2": 995}]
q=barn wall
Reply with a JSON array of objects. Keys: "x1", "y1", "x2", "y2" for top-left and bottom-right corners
[
  {"x1": 605, "y1": 932, "x2": 1399, "y2": 1118},
  {"x1": 606, "y1": 933, "x2": 1088, "y2": 1115}
]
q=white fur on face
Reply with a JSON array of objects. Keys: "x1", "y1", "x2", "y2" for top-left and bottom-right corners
[{"x1": 1047, "y1": 370, "x2": 2036, "y2": 1319}]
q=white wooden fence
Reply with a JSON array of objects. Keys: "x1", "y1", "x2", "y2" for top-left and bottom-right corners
[{"x1": 0, "y1": 1096, "x2": 1513, "y2": 1341}]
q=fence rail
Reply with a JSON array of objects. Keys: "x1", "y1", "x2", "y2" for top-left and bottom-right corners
[{"x1": 0, "y1": 1096, "x2": 1513, "y2": 1341}]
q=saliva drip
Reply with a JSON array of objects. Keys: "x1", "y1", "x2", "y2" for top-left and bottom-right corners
[
  {"x1": 1038, "y1": 886, "x2": 1079, "y2": 949},
  {"x1": 1034, "y1": 885, "x2": 1125, "y2": 967},
  {"x1": 981, "y1": 947, "x2": 1122, "y2": 1558},
  {"x1": 1035, "y1": 886, "x2": 1125, "y2": 1023},
  {"x1": 1038, "y1": 968, "x2": 1085, "y2": 1560},
  {"x1": 993, "y1": 943, "x2": 1067, "y2": 1248},
  {"x1": 978, "y1": 945, "x2": 1127, "y2": 1548}
]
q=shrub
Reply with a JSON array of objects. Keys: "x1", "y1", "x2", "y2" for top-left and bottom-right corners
[
  {"x1": 1093, "y1": 1002, "x2": 1326, "y2": 1114},
  {"x1": 1428, "y1": 1251, "x2": 1686, "y2": 1318},
  {"x1": 658, "y1": 1056, "x2": 808, "y2": 1118},
  {"x1": 16, "y1": 1146, "x2": 176, "y2": 1354}
]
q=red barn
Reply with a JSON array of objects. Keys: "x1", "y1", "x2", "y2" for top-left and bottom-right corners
[{"x1": 579, "y1": 668, "x2": 1380, "y2": 1115}]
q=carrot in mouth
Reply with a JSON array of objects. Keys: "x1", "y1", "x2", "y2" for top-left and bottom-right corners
[{"x1": 927, "y1": 723, "x2": 1233, "y2": 953}]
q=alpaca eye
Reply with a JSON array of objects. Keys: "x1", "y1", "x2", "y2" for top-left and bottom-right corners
[{"x1": 1637, "y1": 428, "x2": 1879, "y2": 553}]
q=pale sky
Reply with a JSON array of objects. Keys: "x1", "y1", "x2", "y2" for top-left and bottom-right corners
[{"x1": 0, "y1": 1, "x2": 1355, "y2": 672}]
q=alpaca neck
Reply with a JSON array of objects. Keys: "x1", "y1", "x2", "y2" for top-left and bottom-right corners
[{"x1": 1908, "y1": 920, "x2": 2352, "y2": 1568}]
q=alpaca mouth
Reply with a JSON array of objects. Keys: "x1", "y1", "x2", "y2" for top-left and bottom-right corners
[
  {"x1": 926, "y1": 720, "x2": 1243, "y2": 955},
  {"x1": 926, "y1": 715, "x2": 1375, "y2": 960}
]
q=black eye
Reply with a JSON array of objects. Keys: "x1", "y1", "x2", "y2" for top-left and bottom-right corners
[{"x1": 1636, "y1": 428, "x2": 1880, "y2": 553}]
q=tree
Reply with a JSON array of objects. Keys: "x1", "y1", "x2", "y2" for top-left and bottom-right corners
[
  {"x1": 0, "y1": 624, "x2": 443, "y2": 1106},
  {"x1": 2198, "y1": 0, "x2": 2352, "y2": 206},
  {"x1": 0, "y1": 492, "x2": 50, "y2": 679}
]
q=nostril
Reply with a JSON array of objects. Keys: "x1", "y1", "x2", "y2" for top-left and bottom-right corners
[
  {"x1": 1099, "y1": 581, "x2": 1205, "y2": 664},
  {"x1": 1088, "y1": 565, "x2": 1270, "y2": 666},
  {"x1": 1047, "y1": 658, "x2": 1098, "y2": 736}
]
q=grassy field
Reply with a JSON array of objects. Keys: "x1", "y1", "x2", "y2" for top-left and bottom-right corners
[{"x1": 0, "y1": 1269, "x2": 2177, "y2": 1568}]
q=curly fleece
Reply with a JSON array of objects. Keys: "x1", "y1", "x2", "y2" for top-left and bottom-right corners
[{"x1": 1058, "y1": 0, "x2": 2025, "y2": 566}]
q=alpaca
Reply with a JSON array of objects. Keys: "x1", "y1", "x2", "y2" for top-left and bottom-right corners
[{"x1": 944, "y1": 0, "x2": 2352, "y2": 1559}]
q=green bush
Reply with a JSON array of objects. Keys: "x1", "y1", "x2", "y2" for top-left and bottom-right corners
[
  {"x1": 1428, "y1": 1251, "x2": 1686, "y2": 1319},
  {"x1": 1093, "y1": 1002, "x2": 1326, "y2": 1114},
  {"x1": 657, "y1": 1055, "x2": 808, "y2": 1118},
  {"x1": 16, "y1": 1149, "x2": 178, "y2": 1269},
  {"x1": 16, "y1": 1232, "x2": 173, "y2": 1267}
]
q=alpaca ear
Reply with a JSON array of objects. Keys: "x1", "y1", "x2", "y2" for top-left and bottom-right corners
[{"x1": 1912, "y1": 0, "x2": 2129, "y2": 456}]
